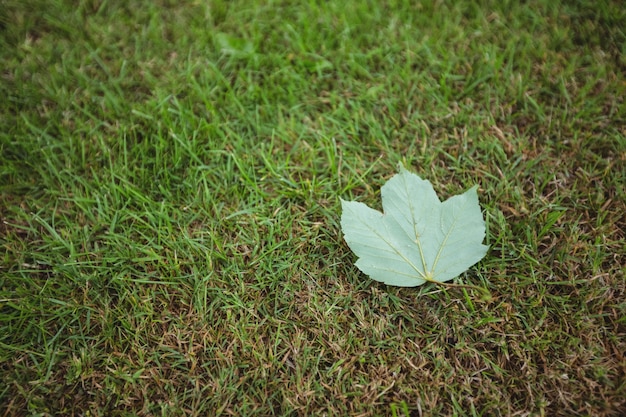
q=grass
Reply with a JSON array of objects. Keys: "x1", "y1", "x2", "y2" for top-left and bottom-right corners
[{"x1": 1, "y1": 0, "x2": 625, "y2": 415}]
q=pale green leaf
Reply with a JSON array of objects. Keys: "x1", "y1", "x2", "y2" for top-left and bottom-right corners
[
  {"x1": 215, "y1": 33, "x2": 254, "y2": 56},
  {"x1": 340, "y1": 166, "x2": 488, "y2": 287}
]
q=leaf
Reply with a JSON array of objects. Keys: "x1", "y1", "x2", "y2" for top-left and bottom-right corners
[
  {"x1": 214, "y1": 33, "x2": 254, "y2": 56},
  {"x1": 340, "y1": 166, "x2": 488, "y2": 287}
]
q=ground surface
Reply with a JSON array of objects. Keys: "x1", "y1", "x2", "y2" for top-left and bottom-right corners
[{"x1": 1, "y1": 0, "x2": 625, "y2": 416}]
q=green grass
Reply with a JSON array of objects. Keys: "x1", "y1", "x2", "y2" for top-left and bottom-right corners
[{"x1": 1, "y1": 0, "x2": 625, "y2": 415}]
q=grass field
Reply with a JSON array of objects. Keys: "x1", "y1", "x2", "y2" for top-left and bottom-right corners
[{"x1": 1, "y1": 0, "x2": 625, "y2": 415}]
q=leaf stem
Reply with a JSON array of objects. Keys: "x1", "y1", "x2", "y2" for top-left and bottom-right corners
[{"x1": 422, "y1": 277, "x2": 491, "y2": 299}]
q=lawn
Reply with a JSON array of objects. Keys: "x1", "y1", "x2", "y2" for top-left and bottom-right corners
[{"x1": 1, "y1": 0, "x2": 625, "y2": 415}]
